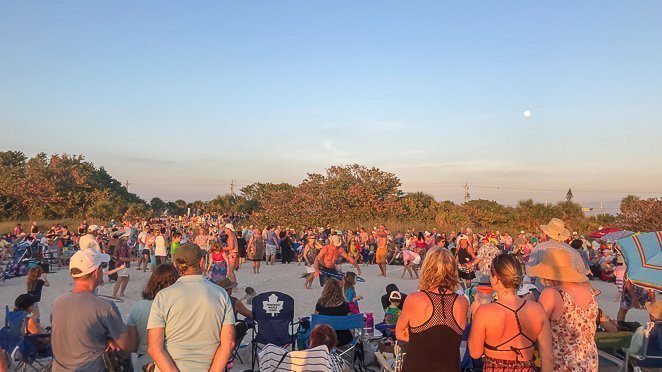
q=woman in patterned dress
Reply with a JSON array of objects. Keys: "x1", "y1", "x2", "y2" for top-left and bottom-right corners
[{"x1": 528, "y1": 247, "x2": 597, "y2": 372}]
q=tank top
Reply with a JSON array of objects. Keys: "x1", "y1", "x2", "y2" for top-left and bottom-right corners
[
  {"x1": 403, "y1": 291, "x2": 463, "y2": 372},
  {"x1": 211, "y1": 251, "x2": 225, "y2": 263}
]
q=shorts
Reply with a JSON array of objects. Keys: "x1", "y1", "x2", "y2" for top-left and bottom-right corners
[
  {"x1": 620, "y1": 287, "x2": 649, "y2": 310},
  {"x1": 265, "y1": 244, "x2": 277, "y2": 256},
  {"x1": 117, "y1": 268, "x2": 129, "y2": 277},
  {"x1": 142, "y1": 249, "x2": 151, "y2": 256}
]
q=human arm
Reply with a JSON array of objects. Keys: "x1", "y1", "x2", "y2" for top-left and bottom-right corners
[
  {"x1": 127, "y1": 326, "x2": 139, "y2": 352},
  {"x1": 538, "y1": 287, "x2": 561, "y2": 320},
  {"x1": 148, "y1": 328, "x2": 179, "y2": 372},
  {"x1": 235, "y1": 300, "x2": 253, "y2": 319},
  {"x1": 537, "y1": 315, "x2": 553, "y2": 372},
  {"x1": 468, "y1": 306, "x2": 487, "y2": 359},
  {"x1": 395, "y1": 295, "x2": 414, "y2": 342},
  {"x1": 209, "y1": 323, "x2": 235, "y2": 372},
  {"x1": 340, "y1": 249, "x2": 361, "y2": 275}
]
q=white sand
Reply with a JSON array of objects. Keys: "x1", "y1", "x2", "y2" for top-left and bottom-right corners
[{"x1": 0, "y1": 262, "x2": 651, "y2": 369}]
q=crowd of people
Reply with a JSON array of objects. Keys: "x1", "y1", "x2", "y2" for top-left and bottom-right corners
[{"x1": 0, "y1": 214, "x2": 659, "y2": 371}]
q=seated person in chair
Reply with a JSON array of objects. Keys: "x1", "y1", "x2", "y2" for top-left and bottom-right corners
[
  {"x1": 314, "y1": 279, "x2": 352, "y2": 347},
  {"x1": 310, "y1": 324, "x2": 350, "y2": 372},
  {"x1": 13, "y1": 294, "x2": 50, "y2": 351},
  {"x1": 628, "y1": 300, "x2": 662, "y2": 358}
]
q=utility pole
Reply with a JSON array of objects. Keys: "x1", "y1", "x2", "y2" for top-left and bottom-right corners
[
  {"x1": 230, "y1": 180, "x2": 235, "y2": 197},
  {"x1": 124, "y1": 180, "x2": 130, "y2": 192},
  {"x1": 600, "y1": 201, "x2": 604, "y2": 215},
  {"x1": 463, "y1": 182, "x2": 470, "y2": 203}
]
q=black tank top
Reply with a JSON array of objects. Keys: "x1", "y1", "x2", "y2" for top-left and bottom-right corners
[{"x1": 403, "y1": 291, "x2": 463, "y2": 372}]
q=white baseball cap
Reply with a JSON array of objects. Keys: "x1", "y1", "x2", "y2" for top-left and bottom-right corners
[
  {"x1": 69, "y1": 248, "x2": 110, "y2": 278},
  {"x1": 88, "y1": 225, "x2": 100, "y2": 232},
  {"x1": 225, "y1": 223, "x2": 235, "y2": 231}
]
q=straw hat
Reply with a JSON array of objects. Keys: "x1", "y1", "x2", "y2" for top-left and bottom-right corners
[
  {"x1": 527, "y1": 247, "x2": 588, "y2": 282},
  {"x1": 645, "y1": 300, "x2": 662, "y2": 320},
  {"x1": 540, "y1": 218, "x2": 571, "y2": 242},
  {"x1": 329, "y1": 235, "x2": 342, "y2": 247}
]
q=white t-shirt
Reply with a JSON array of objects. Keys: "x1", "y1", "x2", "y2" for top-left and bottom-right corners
[
  {"x1": 137, "y1": 232, "x2": 148, "y2": 248},
  {"x1": 79, "y1": 234, "x2": 100, "y2": 252},
  {"x1": 155, "y1": 235, "x2": 167, "y2": 257}
]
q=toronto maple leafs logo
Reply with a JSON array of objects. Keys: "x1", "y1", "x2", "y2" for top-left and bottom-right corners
[{"x1": 263, "y1": 294, "x2": 284, "y2": 317}]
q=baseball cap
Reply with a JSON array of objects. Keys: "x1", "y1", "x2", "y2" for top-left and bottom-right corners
[
  {"x1": 88, "y1": 225, "x2": 100, "y2": 232},
  {"x1": 173, "y1": 243, "x2": 205, "y2": 265},
  {"x1": 225, "y1": 223, "x2": 235, "y2": 232},
  {"x1": 15, "y1": 294, "x2": 37, "y2": 310},
  {"x1": 69, "y1": 248, "x2": 110, "y2": 278},
  {"x1": 389, "y1": 291, "x2": 402, "y2": 301}
]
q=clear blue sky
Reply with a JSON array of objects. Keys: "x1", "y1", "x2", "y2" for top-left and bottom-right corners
[{"x1": 1, "y1": 1, "x2": 660, "y2": 208}]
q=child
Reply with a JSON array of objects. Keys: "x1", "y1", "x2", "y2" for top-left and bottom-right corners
[
  {"x1": 614, "y1": 255, "x2": 626, "y2": 302},
  {"x1": 343, "y1": 272, "x2": 363, "y2": 314},
  {"x1": 170, "y1": 232, "x2": 182, "y2": 256},
  {"x1": 384, "y1": 291, "x2": 402, "y2": 326},
  {"x1": 241, "y1": 286, "x2": 256, "y2": 306},
  {"x1": 376, "y1": 291, "x2": 402, "y2": 340}
]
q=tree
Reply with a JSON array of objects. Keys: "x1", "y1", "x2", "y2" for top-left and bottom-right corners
[
  {"x1": 150, "y1": 197, "x2": 167, "y2": 216},
  {"x1": 618, "y1": 197, "x2": 662, "y2": 231},
  {"x1": 566, "y1": 188, "x2": 574, "y2": 202}
]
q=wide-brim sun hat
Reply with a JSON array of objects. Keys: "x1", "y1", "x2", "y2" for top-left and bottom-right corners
[
  {"x1": 527, "y1": 247, "x2": 588, "y2": 282},
  {"x1": 329, "y1": 235, "x2": 342, "y2": 247},
  {"x1": 540, "y1": 218, "x2": 571, "y2": 242}
]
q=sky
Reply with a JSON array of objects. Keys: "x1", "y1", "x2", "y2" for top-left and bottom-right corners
[{"x1": 1, "y1": 1, "x2": 661, "y2": 210}]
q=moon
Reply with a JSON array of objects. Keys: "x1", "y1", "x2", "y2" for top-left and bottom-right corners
[{"x1": 523, "y1": 110, "x2": 532, "y2": 118}]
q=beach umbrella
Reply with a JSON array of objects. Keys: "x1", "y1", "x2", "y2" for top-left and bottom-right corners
[
  {"x1": 589, "y1": 227, "x2": 621, "y2": 239},
  {"x1": 615, "y1": 232, "x2": 662, "y2": 291},
  {"x1": 601, "y1": 230, "x2": 635, "y2": 243}
]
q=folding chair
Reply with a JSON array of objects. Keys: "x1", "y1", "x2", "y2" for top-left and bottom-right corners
[
  {"x1": 625, "y1": 321, "x2": 662, "y2": 371},
  {"x1": 310, "y1": 313, "x2": 365, "y2": 370},
  {"x1": 0, "y1": 306, "x2": 52, "y2": 371},
  {"x1": 258, "y1": 343, "x2": 333, "y2": 372},
  {"x1": 251, "y1": 291, "x2": 296, "y2": 371}
]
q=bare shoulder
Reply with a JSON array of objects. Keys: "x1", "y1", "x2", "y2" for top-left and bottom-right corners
[{"x1": 455, "y1": 293, "x2": 469, "y2": 307}]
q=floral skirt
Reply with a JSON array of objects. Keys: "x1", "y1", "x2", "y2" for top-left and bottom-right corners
[
  {"x1": 210, "y1": 261, "x2": 227, "y2": 283},
  {"x1": 483, "y1": 356, "x2": 536, "y2": 372}
]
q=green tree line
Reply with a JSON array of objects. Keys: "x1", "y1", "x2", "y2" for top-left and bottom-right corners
[{"x1": 1, "y1": 152, "x2": 659, "y2": 232}]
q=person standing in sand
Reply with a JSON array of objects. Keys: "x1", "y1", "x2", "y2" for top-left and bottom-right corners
[
  {"x1": 224, "y1": 223, "x2": 238, "y2": 282},
  {"x1": 375, "y1": 225, "x2": 388, "y2": 277},
  {"x1": 314, "y1": 235, "x2": 361, "y2": 287}
]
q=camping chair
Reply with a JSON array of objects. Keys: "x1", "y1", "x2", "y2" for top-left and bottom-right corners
[
  {"x1": 0, "y1": 306, "x2": 52, "y2": 372},
  {"x1": 258, "y1": 343, "x2": 333, "y2": 372},
  {"x1": 625, "y1": 321, "x2": 662, "y2": 371},
  {"x1": 250, "y1": 291, "x2": 296, "y2": 371},
  {"x1": 310, "y1": 313, "x2": 365, "y2": 370}
]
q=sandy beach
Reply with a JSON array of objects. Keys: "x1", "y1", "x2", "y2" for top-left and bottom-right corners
[{"x1": 0, "y1": 262, "x2": 650, "y2": 370}]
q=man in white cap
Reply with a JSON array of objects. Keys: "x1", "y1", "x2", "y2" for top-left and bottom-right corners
[
  {"x1": 51, "y1": 249, "x2": 130, "y2": 371},
  {"x1": 79, "y1": 224, "x2": 101, "y2": 252}
]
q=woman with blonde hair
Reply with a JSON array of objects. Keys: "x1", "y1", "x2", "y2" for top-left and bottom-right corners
[
  {"x1": 315, "y1": 279, "x2": 352, "y2": 346},
  {"x1": 469, "y1": 254, "x2": 552, "y2": 371},
  {"x1": 396, "y1": 248, "x2": 469, "y2": 372},
  {"x1": 26, "y1": 266, "x2": 49, "y2": 303},
  {"x1": 528, "y1": 245, "x2": 597, "y2": 372}
]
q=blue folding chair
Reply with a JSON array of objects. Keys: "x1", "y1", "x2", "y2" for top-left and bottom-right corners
[
  {"x1": 0, "y1": 306, "x2": 52, "y2": 371},
  {"x1": 250, "y1": 291, "x2": 296, "y2": 371},
  {"x1": 310, "y1": 313, "x2": 365, "y2": 369}
]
